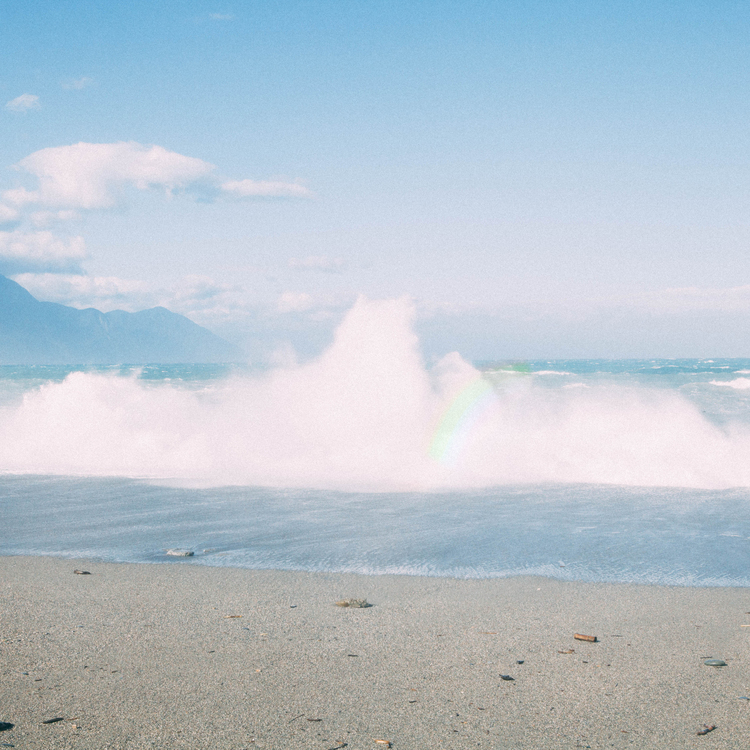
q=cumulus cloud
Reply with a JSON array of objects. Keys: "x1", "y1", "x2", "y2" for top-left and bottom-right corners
[
  {"x1": 221, "y1": 179, "x2": 311, "y2": 198},
  {"x1": 5, "y1": 94, "x2": 40, "y2": 113},
  {"x1": 3, "y1": 142, "x2": 215, "y2": 209},
  {"x1": 0, "y1": 231, "x2": 86, "y2": 274},
  {"x1": 289, "y1": 255, "x2": 345, "y2": 273},
  {"x1": 61, "y1": 77, "x2": 94, "y2": 90},
  {"x1": 2, "y1": 142, "x2": 312, "y2": 213}
]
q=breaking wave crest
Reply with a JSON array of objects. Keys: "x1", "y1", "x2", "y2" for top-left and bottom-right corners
[{"x1": 2, "y1": 297, "x2": 750, "y2": 491}]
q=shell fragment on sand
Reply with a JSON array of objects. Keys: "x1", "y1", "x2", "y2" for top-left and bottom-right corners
[
  {"x1": 73, "y1": 569, "x2": 90, "y2": 575},
  {"x1": 697, "y1": 724, "x2": 716, "y2": 735},
  {"x1": 574, "y1": 633, "x2": 597, "y2": 642},
  {"x1": 335, "y1": 598, "x2": 371, "y2": 608},
  {"x1": 166, "y1": 549, "x2": 194, "y2": 557},
  {"x1": 704, "y1": 659, "x2": 727, "y2": 667}
]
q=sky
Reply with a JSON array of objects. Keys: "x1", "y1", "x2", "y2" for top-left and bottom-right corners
[{"x1": 3, "y1": 0, "x2": 750, "y2": 360}]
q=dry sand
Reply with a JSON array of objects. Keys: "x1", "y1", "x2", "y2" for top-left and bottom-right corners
[{"x1": 1, "y1": 555, "x2": 749, "y2": 749}]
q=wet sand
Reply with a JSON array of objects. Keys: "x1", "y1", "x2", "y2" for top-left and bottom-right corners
[{"x1": 1, "y1": 555, "x2": 749, "y2": 749}]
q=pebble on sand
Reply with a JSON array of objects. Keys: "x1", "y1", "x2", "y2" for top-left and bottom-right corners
[
  {"x1": 704, "y1": 659, "x2": 727, "y2": 667},
  {"x1": 335, "y1": 598, "x2": 371, "y2": 608},
  {"x1": 0, "y1": 723, "x2": 13, "y2": 732},
  {"x1": 166, "y1": 549, "x2": 194, "y2": 557}
]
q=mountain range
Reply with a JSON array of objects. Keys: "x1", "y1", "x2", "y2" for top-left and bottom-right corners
[{"x1": 0, "y1": 275, "x2": 238, "y2": 364}]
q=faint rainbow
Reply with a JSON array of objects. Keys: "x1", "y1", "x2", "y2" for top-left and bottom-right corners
[{"x1": 428, "y1": 376, "x2": 497, "y2": 464}]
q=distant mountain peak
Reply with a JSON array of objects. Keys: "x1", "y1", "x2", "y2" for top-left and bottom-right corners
[{"x1": 0, "y1": 275, "x2": 240, "y2": 364}]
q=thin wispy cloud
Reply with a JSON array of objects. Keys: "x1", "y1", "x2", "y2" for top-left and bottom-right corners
[
  {"x1": 5, "y1": 94, "x2": 40, "y2": 113},
  {"x1": 209, "y1": 13, "x2": 234, "y2": 20},
  {"x1": 289, "y1": 255, "x2": 345, "y2": 273},
  {"x1": 61, "y1": 77, "x2": 93, "y2": 90},
  {"x1": 221, "y1": 179, "x2": 311, "y2": 199},
  {"x1": 277, "y1": 291, "x2": 315, "y2": 313}
]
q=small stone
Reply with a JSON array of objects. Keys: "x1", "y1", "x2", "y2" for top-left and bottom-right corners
[
  {"x1": 41, "y1": 717, "x2": 64, "y2": 724},
  {"x1": 335, "y1": 598, "x2": 371, "y2": 608},
  {"x1": 516, "y1": 660, "x2": 525, "y2": 665},
  {"x1": 73, "y1": 570, "x2": 90, "y2": 575},
  {"x1": 166, "y1": 549, "x2": 194, "y2": 557},
  {"x1": 0, "y1": 723, "x2": 13, "y2": 732},
  {"x1": 500, "y1": 674, "x2": 515, "y2": 681},
  {"x1": 704, "y1": 659, "x2": 727, "y2": 667}
]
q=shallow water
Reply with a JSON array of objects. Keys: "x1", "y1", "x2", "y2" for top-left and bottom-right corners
[{"x1": 3, "y1": 475, "x2": 749, "y2": 586}]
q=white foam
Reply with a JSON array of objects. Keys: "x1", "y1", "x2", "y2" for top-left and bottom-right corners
[
  {"x1": 2, "y1": 296, "x2": 750, "y2": 491},
  {"x1": 709, "y1": 378, "x2": 750, "y2": 390}
]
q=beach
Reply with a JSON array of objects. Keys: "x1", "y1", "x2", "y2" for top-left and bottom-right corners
[{"x1": 1, "y1": 557, "x2": 749, "y2": 749}]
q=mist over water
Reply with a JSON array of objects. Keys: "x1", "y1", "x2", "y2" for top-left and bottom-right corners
[{"x1": 2, "y1": 297, "x2": 750, "y2": 491}]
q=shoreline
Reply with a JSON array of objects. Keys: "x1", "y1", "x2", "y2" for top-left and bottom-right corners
[{"x1": 2, "y1": 556, "x2": 749, "y2": 748}]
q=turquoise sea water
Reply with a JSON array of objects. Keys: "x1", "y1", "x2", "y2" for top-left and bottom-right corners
[{"x1": 2, "y1": 359, "x2": 750, "y2": 586}]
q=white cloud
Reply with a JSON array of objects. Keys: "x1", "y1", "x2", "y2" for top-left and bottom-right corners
[
  {"x1": 3, "y1": 142, "x2": 216, "y2": 209},
  {"x1": 0, "y1": 204, "x2": 19, "y2": 223},
  {"x1": 30, "y1": 210, "x2": 80, "y2": 227},
  {"x1": 289, "y1": 255, "x2": 345, "y2": 272},
  {"x1": 277, "y1": 291, "x2": 315, "y2": 313},
  {"x1": 2, "y1": 142, "x2": 312, "y2": 213},
  {"x1": 221, "y1": 179, "x2": 311, "y2": 199},
  {"x1": 11, "y1": 273, "x2": 156, "y2": 310},
  {"x1": 0, "y1": 231, "x2": 86, "y2": 273},
  {"x1": 61, "y1": 77, "x2": 93, "y2": 90},
  {"x1": 5, "y1": 94, "x2": 40, "y2": 113}
]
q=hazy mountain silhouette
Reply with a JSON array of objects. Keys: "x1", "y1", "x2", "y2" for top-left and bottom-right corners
[{"x1": 0, "y1": 275, "x2": 239, "y2": 364}]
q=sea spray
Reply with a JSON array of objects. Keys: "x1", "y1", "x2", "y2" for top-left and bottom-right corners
[{"x1": 2, "y1": 297, "x2": 750, "y2": 490}]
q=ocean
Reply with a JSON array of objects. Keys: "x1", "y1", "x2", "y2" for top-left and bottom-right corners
[{"x1": 2, "y1": 300, "x2": 750, "y2": 587}]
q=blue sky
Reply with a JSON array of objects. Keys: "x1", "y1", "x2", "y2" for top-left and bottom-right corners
[{"x1": 3, "y1": 1, "x2": 750, "y2": 359}]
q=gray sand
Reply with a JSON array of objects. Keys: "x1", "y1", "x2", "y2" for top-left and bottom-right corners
[{"x1": 1, "y1": 556, "x2": 749, "y2": 749}]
